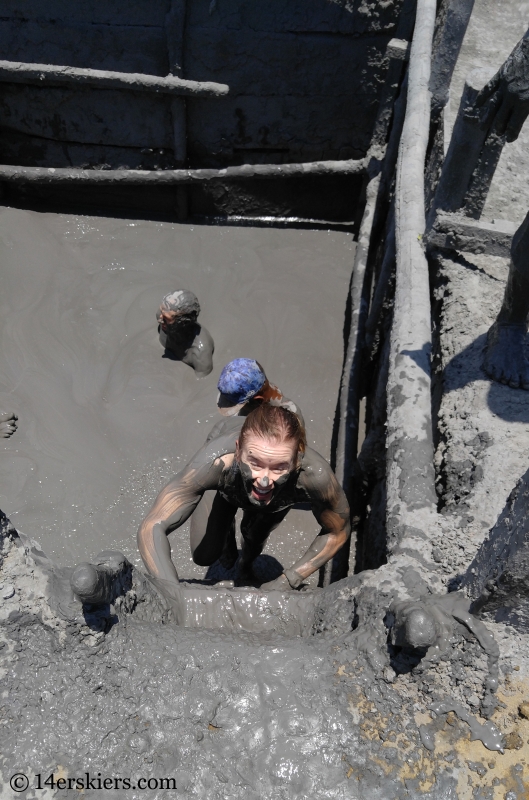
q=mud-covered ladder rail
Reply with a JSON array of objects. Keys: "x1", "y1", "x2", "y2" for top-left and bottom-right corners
[
  {"x1": 386, "y1": 0, "x2": 439, "y2": 555},
  {"x1": 328, "y1": 0, "x2": 441, "y2": 585},
  {"x1": 323, "y1": 34, "x2": 412, "y2": 586},
  {"x1": 362, "y1": 0, "x2": 474, "y2": 360}
]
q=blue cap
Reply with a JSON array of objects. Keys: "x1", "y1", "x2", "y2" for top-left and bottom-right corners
[{"x1": 217, "y1": 359, "x2": 266, "y2": 416}]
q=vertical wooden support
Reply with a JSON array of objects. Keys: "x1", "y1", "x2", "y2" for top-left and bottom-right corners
[
  {"x1": 463, "y1": 130, "x2": 506, "y2": 219},
  {"x1": 166, "y1": 0, "x2": 188, "y2": 219},
  {"x1": 426, "y1": 1, "x2": 475, "y2": 218},
  {"x1": 386, "y1": 0, "x2": 439, "y2": 557},
  {"x1": 426, "y1": 67, "x2": 494, "y2": 225},
  {"x1": 371, "y1": 39, "x2": 409, "y2": 149},
  {"x1": 165, "y1": 0, "x2": 186, "y2": 77},
  {"x1": 430, "y1": 0, "x2": 475, "y2": 115}
]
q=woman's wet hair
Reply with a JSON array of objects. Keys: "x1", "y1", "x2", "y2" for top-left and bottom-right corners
[{"x1": 239, "y1": 404, "x2": 306, "y2": 455}]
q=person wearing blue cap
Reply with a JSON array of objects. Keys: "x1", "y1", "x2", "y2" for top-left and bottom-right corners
[
  {"x1": 205, "y1": 358, "x2": 303, "y2": 445},
  {"x1": 216, "y1": 357, "x2": 293, "y2": 417},
  {"x1": 193, "y1": 359, "x2": 303, "y2": 570},
  {"x1": 138, "y1": 403, "x2": 350, "y2": 592}
]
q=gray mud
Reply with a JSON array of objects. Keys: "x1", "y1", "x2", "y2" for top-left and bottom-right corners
[
  {"x1": 4, "y1": 0, "x2": 529, "y2": 793},
  {"x1": 3, "y1": 514, "x2": 527, "y2": 800},
  {"x1": 0, "y1": 207, "x2": 353, "y2": 584}
]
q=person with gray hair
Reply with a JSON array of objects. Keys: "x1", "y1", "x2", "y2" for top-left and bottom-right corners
[{"x1": 156, "y1": 289, "x2": 214, "y2": 378}]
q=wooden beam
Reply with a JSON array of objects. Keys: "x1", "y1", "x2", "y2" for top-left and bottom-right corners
[
  {"x1": 426, "y1": 211, "x2": 516, "y2": 257},
  {"x1": 0, "y1": 159, "x2": 366, "y2": 186},
  {"x1": 0, "y1": 59, "x2": 229, "y2": 97}
]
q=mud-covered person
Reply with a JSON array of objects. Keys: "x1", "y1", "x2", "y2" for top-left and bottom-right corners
[
  {"x1": 157, "y1": 289, "x2": 214, "y2": 377},
  {"x1": 191, "y1": 357, "x2": 304, "y2": 570},
  {"x1": 137, "y1": 404, "x2": 350, "y2": 591}
]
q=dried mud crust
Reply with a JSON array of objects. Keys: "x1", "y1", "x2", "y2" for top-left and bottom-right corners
[
  {"x1": 2, "y1": 593, "x2": 528, "y2": 800},
  {"x1": 2, "y1": 515, "x2": 529, "y2": 800},
  {"x1": 431, "y1": 251, "x2": 529, "y2": 584}
]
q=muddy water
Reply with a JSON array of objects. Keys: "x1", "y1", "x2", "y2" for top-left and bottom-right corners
[{"x1": 0, "y1": 207, "x2": 354, "y2": 582}]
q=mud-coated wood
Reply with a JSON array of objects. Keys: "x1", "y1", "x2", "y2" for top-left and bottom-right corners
[
  {"x1": 0, "y1": 59, "x2": 229, "y2": 96},
  {"x1": 0, "y1": 158, "x2": 366, "y2": 185}
]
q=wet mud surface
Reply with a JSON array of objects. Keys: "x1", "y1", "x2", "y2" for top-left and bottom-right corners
[{"x1": 0, "y1": 207, "x2": 353, "y2": 584}]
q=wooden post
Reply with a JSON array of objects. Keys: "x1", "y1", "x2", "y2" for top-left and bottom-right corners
[
  {"x1": 463, "y1": 130, "x2": 506, "y2": 219},
  {"x1": 166, "y1": 0, "x2": 188, "y2": 219},
  {"x1": 430, "y1": 0, "x2": 476, "y2": 115},
  {"x1": 426, "y1": 67, "x2": 494, "y2": 227},
  {"x1": 386, "y1": 0, "x2": 439, "y2": 558},
  {"x1": 371, "y1": 39, "x2": 409, "y2": 149}
]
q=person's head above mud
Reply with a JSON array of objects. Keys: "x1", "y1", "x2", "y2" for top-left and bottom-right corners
[
  {"x1": 216, "y1": 357, "x2": 300, "y2": 418},
  {"x1": 157, "y1": 289, "x2": 200, "y2": 334},
  {"x1": 138, "y1": 404, "x2": 349, "y2": 592},
  {"x1": 156, "y1": 289, "x2": 214, "y2": 378}
]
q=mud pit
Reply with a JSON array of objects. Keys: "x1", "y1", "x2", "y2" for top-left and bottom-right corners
[
  {"x1": 0, "y1": 207, "x2": 353, "y2": 584},
  {"x1": 3, "y1": 0, "x2": 529, "y2": 797}
]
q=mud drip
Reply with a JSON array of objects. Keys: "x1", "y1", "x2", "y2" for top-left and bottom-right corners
[
  {"x1": 422, "y1": 701, "x2": 504, "y2": 753},
  {"x1": 389, "y1": 591, "x2": 502, "y2": 751},
  {"x1": 427, "y1": 593, "x2": 500, "y2": 712}
]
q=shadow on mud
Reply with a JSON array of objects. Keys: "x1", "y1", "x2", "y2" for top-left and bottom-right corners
[{"x1": 442, "y1": 332, "x2": 529, "y2": 423}]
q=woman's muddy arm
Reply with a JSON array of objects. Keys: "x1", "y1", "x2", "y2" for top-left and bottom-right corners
[
  {"x1": 137, "y1": 451, "x2": 229, "y2": 582},
  {"x1": 284, "y1": 504, "x2": 350, "y2": 587},
  {"x1": 137, "y1": 473, "x2": 204, "y2": 582},
  {"x1": 285, "y1": 461, "x2": 350, "y2": 588},
  {"x1": 260, "y1": 453, "x2": 350, "y2": 591}
]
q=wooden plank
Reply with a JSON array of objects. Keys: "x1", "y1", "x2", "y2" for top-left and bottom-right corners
[{"x1": 426, "y1": 211, "x2": 516, "y2": 257}]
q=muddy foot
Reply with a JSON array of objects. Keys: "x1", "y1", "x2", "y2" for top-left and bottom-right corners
[
  {"x1": 234, "y1": 559, "x2": 258, "y2": 587},
  {"x1": 0, "y1": 411, "x2": 18, "y2": 438},
  {"x1": 259, "y1": 574, "x2": 290, "y2": 591},
  {"x1": 483, "y1": 322, "x2": 529, "y2": 389},
  {"x1": 70, "y1": 550, "x2": 132, "y2": 605}
]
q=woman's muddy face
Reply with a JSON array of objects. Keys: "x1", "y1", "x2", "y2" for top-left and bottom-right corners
[{"x1": 236, "y1": 434, "x2": 297, "y2": 506}]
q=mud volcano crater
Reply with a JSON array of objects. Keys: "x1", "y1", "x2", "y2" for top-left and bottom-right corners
[{"x1": 2, "y1": 1, "x2": 529, "y2": 798}]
